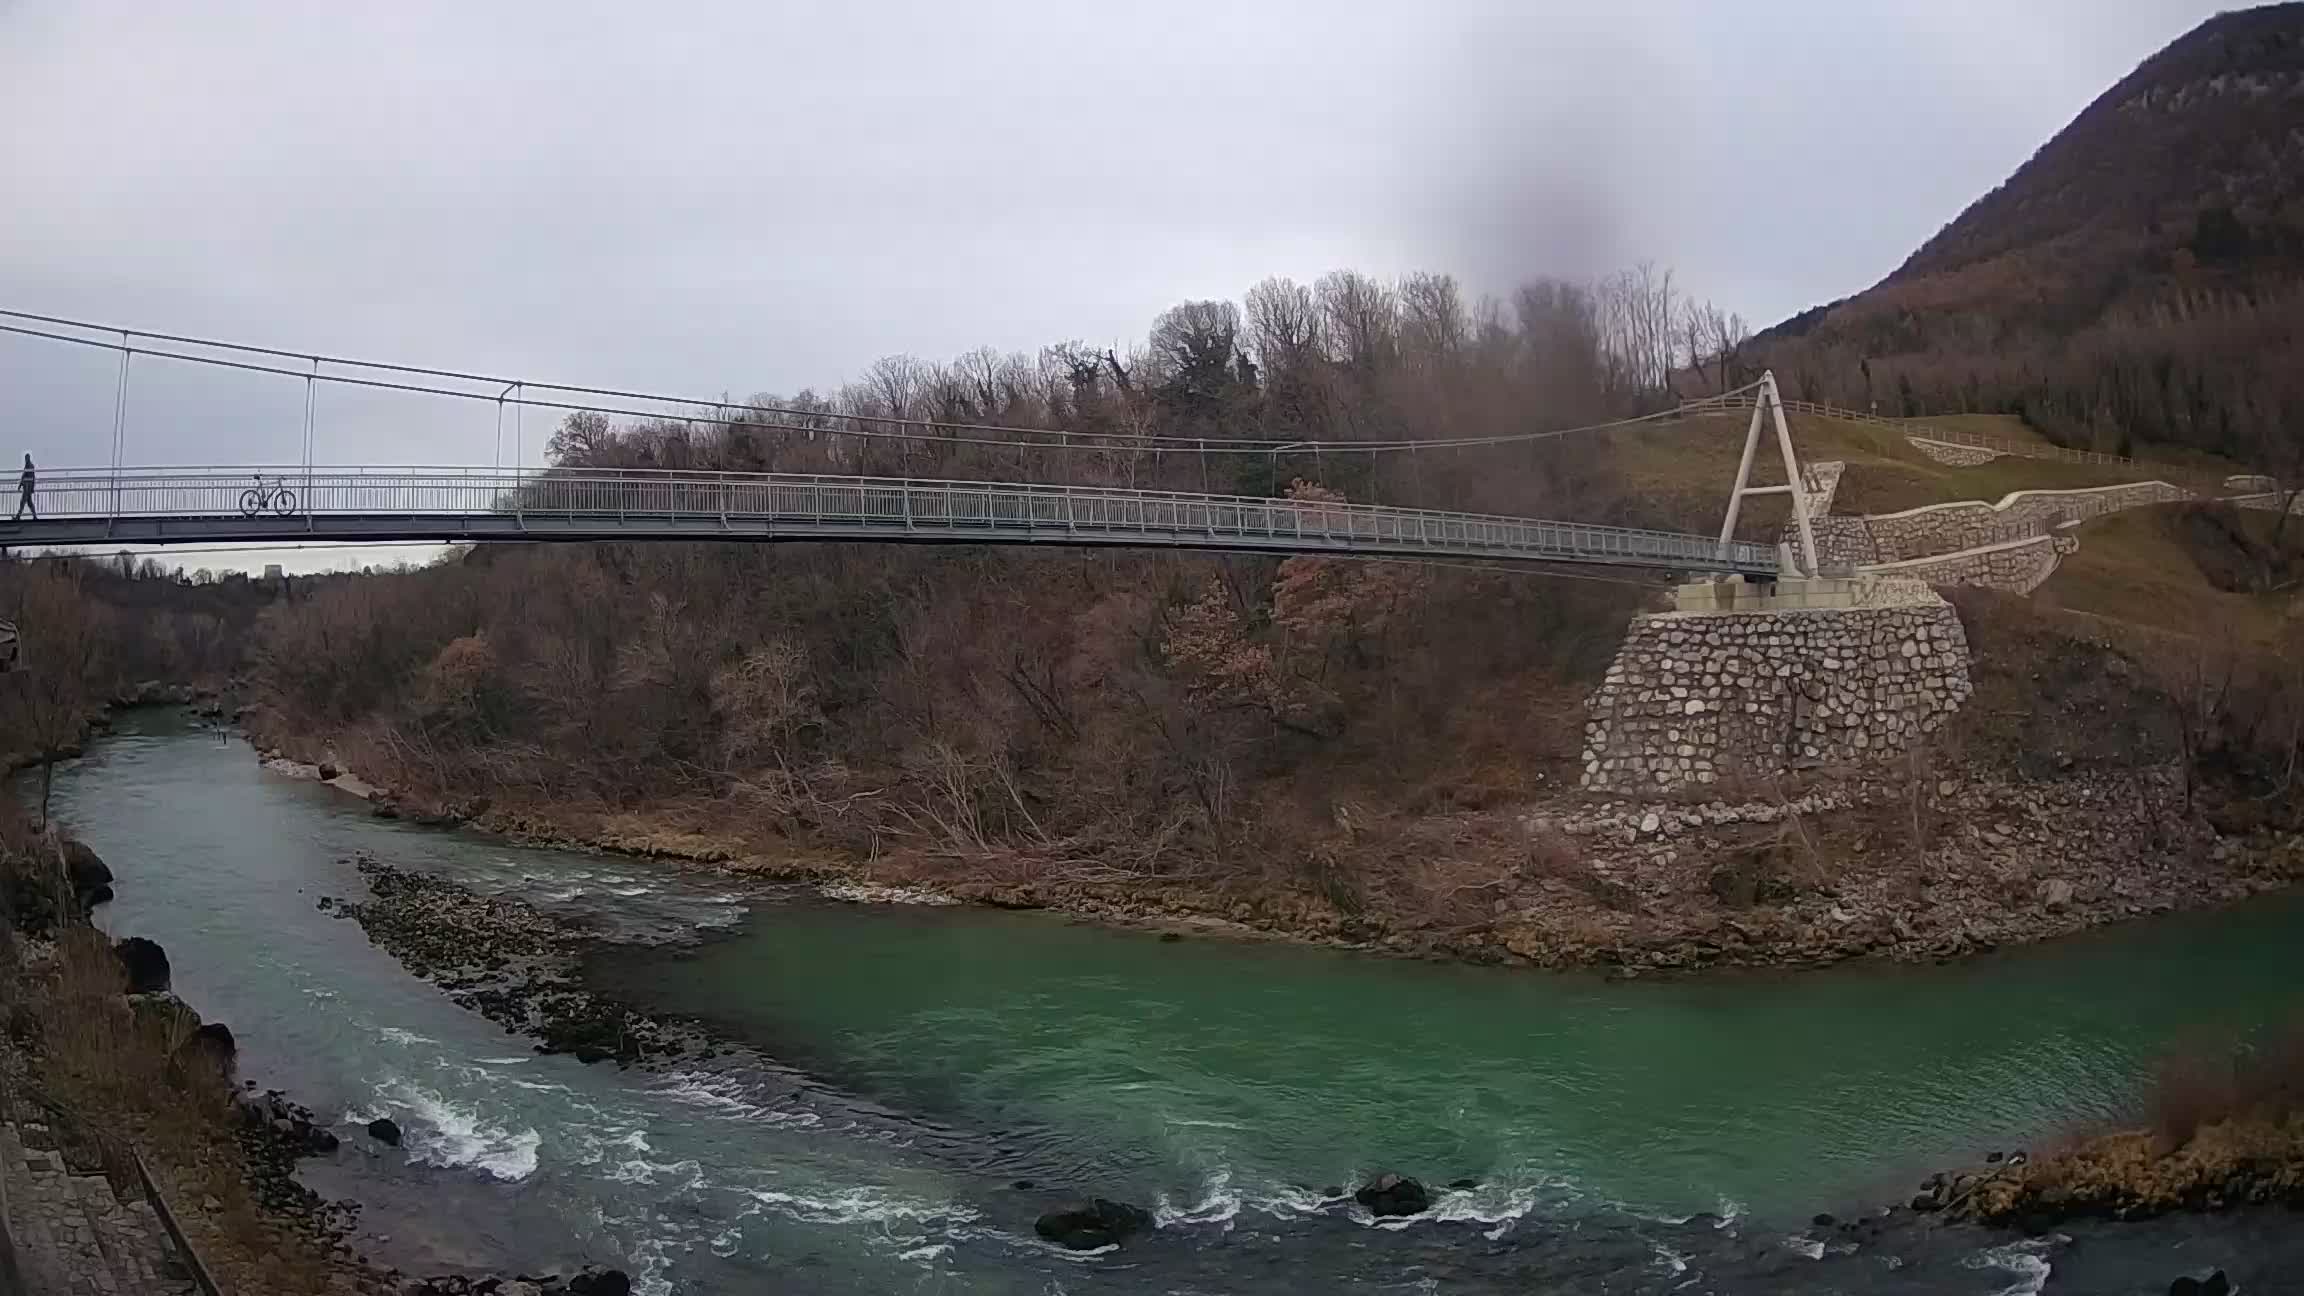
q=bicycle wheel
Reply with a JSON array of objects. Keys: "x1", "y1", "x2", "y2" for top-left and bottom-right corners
[
  {"x1": 273, "y1": 489, "x2": 298, "y2": 516},
  {"x1": 239, "y1": 489, "x2": 263, "y2": 517}
]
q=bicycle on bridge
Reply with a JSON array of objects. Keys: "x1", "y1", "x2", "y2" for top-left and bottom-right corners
[{"x1": 239, "y1": 474, "x2": 299, "y2": 517}]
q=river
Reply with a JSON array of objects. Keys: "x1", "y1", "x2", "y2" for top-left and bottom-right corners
[{"x1": 44, "y1": 713, "x2": 2304, "y2": 1293}]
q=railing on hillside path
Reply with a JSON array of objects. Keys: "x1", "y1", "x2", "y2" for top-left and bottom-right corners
[
  {"x1": 1, "y1": 465, "x2": 1783, "y2": 575},
  {"x1": 0, "y1": 1081, "x2": 225, "y2": 1296}
]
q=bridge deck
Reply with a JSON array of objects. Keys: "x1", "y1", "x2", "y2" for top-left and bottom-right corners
[{"x1": 3, "y1": 468, "x2": 1779, "y2": 575}]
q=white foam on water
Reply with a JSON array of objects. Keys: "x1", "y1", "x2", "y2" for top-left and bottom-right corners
[
  {"x1": 606, "y1": 1155, "x2": 705, "y2": 1190},
  {"x1": 898, "y1": 1243, "x2": 954, "y2": 1265},
  {"x1": 1427, "y1": 1178, "x2": 1566, "y2": 1227},
  {"x1": 610, "y1": 883, "x2": 653, "y2": 897},
  {"x1": 1651, "y1": 1244, "x2": 1690, "y2": 1275},
  {"x1": 745, "y1": 1185, "x2": 978, "y2": 1231},
  {"x1": 622, "y1": 1233, "x2": 676, "y2": 1296},
  {"x1": 475, "y1": 1056, "x2": 532, "y2": 1066},
  {"x1": 382, "y1": 1079, "x2": 543, "y2": 1181},
  {"x1": 708, "y1": 1226, "x2": 742, "y2": 1258},
  {"x1": 1154, "y1": 1166, "x2": 1241, "y2": 1228},
  {"x1": 657, "y1": 1071, "x2": 821, "y2": 1128},
  {"x1": 1245, "y1": 1181, "x2": 1337, "y2": 1218},
  {"x1": 1965, "y1": 1239, "x2": 2054, "y2": 1296},
  {"x1": 1780, "y1": 1236, "x2": 1826, "y2": 1260},
  {"x1": 374, "y1": 1026, "x2": 435, "y2": 1046}
]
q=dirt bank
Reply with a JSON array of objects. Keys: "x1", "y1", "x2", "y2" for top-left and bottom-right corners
[{"x1": 254, "y1": 734, "x2": 2302, "y2": 974}]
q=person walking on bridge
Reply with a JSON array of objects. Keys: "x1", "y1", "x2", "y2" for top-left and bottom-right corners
[{"x1": 11, "y1": 455, "x2": 32, "y2": 521}]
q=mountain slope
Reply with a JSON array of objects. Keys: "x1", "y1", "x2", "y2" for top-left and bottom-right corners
[{"x1": 1756, "y1": 3, "x2": 2304, "y2": 466}]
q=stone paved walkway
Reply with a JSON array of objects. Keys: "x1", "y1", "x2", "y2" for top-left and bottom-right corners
[{"x1": 2, "y1": 1120, "x2": 198, "y2": 1295}]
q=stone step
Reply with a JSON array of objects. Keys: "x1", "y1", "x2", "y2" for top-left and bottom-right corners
[{"x1": 3, "y1": 1118, "x2": 199, "y2": 1295}]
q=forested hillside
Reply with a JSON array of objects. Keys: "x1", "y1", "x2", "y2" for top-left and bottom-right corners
[{"x1": 1755, "y1": 3, "x2": 2304, "y2": 468}]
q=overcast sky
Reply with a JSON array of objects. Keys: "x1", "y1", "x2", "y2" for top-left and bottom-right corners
[{"x1": 0, "y1": 0, "x2": 2233, "y2": 570}]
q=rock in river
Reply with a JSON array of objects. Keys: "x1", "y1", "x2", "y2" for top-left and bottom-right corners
[
  {"x1": 64, "y1": 840, "x2": 113, "y2": 909},
  {"x1": 566, "y1": 1266, "x2": 635, "y2": 1295},
  {"x1": 1354, "y1": 1172, "x2": 1431, "y2": 1217},
  {"x1": 1034, "y1": 1198, "x2": 1152, "y2": 1250},
  {"x1": 366, "y1": 1117, "x2": 403, "y2": 1147},
  {"x1": 113, "y1": 936, "x2": 171, "y2": 994},
  {"x1": 175, "y1": 1022, "x2": 237, "y2": 1079}
]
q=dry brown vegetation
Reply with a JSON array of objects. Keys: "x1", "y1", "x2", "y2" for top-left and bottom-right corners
[
  {"x1": 1965, "y1": 1024, "x2": 2304, "y2": 1223},
  {"x1": 0, "y1": 801, "x2": 339, "y2": 1294},
  {"x1": 240, "y1": 262, "x2": 1777, "y2": 920},
  {"x1": 0, "y1": 554, "x2": 265, "y2": 802}
]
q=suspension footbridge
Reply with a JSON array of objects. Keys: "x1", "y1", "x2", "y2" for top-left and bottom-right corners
[{"x1": 0, "y1": 311, "x2": 1812, "y2": 578}]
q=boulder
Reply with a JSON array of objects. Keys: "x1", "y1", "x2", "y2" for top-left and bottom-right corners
[
  {"x1": 366, "y1": 1117, "x2": 403, "y2": 1147},
  {"x1": 114, "y1": 937, "x2": 171, "y2": 994},
  {"x1": 1033, "y1": 1198, "x2": 1152, "y2": 1250},
  {"x1": 179, "y1": 1022, "x2": 237, "y2": 1072},
  {"x1": 2037, "y1": 878, "x2": 2075, "y2": 910},
  {"x1": 318, "y1": 762, "x2": 341, "y2": 781},
  {"x1": 63, "y1": 840, "x2": 114, "y2": 909},
  {"x1": 2169, "y1": 1272, "x2": 2232, "y2": 1296},
  {"x1": 565, "y1": 1267, "x2": 633, "y2": 1296},
  {"x1": 1353, "y1": 1173, "x2": 1431, "y2": 1217}
]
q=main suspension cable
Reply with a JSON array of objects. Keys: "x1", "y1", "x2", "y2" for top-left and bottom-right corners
[{"x1": 0, "y1": 309, "x2": 1762, "y2": 458}]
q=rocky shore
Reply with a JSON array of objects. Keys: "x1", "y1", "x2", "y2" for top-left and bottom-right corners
[
  {"x1": 1943, "y1": 1118, "x2": 2304, "y2": 1229},
  {"x1": 269, "y1": 732, "x2": 2303, "y2": 977},
  {"x1": 322, "y1": 855, "x2": 695, "y2": 1067},
  {"x1": 1, "y1": 824, "x2": 638, "y2": 1296}
]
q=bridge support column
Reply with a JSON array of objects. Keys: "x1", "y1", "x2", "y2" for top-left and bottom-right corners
[
  {"x1": 1717, "y1": 371, "x2": 1821, "y2": 577},
  {"x1": 1579, "y1": 579, "x2": 1973, "y2": 793}
]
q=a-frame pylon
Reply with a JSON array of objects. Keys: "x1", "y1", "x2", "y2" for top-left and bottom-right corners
[{"x1": 1715, "y1": 370, "x2": 1820, "y2": 576}]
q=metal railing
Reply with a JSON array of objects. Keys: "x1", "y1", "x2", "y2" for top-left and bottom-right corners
[
  {"x1": 2, "y1": 1082, "x2": 224, "y2": 1296},
  {"x1": 3, "y1": 465, "x2": 1782, "y2": 574}
]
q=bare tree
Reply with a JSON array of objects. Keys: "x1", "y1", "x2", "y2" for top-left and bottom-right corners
[
  {"x1": 1316, "y1": 270, "x2": 1398, "y2": 379},
  {"x1": 1514, "y1": 278, "x2": 1607, "y2": 411},
  {"x1": 0, "y1": 565, "x2": 103, "y2": 828},
  {"x1": 1397, "y1": 271, "x2": 1470, "y2": 371},
  {"x1": 1597, "y1": 261, "x2": 1683, "y2": 399},
  {"x1": 546, "y1": 411, "x2": 616, "y2": 466},
  {"x1": 1681, "y1": 299, "x2": 1753, "y2": 394},
  {"x1": 1244, "y1": 277, "x2": 1323, "y2": 374}
]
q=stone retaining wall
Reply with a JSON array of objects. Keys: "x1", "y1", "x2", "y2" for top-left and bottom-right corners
[
  {"x1": 1909, "y1": 438, "x2": 2004, "y2": 467},
  {"x1": 1581, "y1": 597, "x2": 1973, "y2": 792},
  {"x1": 1863, "y1": 481, "x2": 2193, "y2": 562},
  {"x1": 2232, "y1": 490, "x2": 2304, "y2": 514},
  {"x1": 1807, "y1": 516, "x2": 1881, "y2": 567},
  {"x1": 1861, "y1": 533, "x2": 2077, "y2": 595}
]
